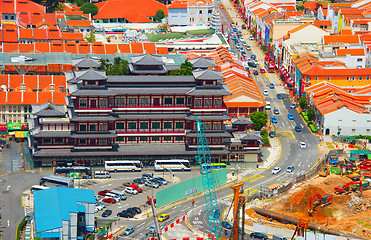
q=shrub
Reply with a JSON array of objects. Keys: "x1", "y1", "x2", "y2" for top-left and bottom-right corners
[
  {"x1": 301, "y1": 111, "x2": 307, "y2": 117},
  {"x1": 262, "y1": 137, "x2": 270, "y2": 145},
  {"x1": 16, "y1": 216, "x2": 29, "y2": 240},
  {"x1": 304, "y1": 116, "x2": 309, "y2": 122},
  {"x1": 260, "y1": 129, "x2": 268, "y2": 137}
]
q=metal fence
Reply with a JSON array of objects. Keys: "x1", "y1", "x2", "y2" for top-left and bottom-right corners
[{"x1": 250, "y1": 153, "x2": 328, "y2": 200}]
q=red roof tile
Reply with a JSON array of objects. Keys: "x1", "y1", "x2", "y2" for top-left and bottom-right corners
[
  {"x1": 51, "y1": 41, "x2": 64, "y2": 52},
  {"x1": 2, "y1": 24, "x2": 18, "y2": 43},
  {"x1": 130, "y1": 42, "x2": 143, "y2": 53},
  {"x1": 61, "y1": 32, "x2": 84, "y2": 41},
  {"x1": 47, "y1": 27, "x2": 61, "y2": 40},
  {"x1": 336, "y1": 48, "x2": 365, "y2": 56},
  {"x1": 94, "y1": 0, "x2": 167, "y2": 23},
  {"x1": 44, "y1": 13, "x2": 57, "y2": 26},
  {"x1": 3, "y1": 43, "x2": 18, "y2": 53},
  {"x1": 92, "y1": 41, "x2": 105, "y2": 54},
  {"x1": 66, "y1": 20, "x2": 92, "y2": 27},
  {"x1": 64, "y1": 41, "x2": 78, "y2": 53},
  {"x1": 19, "y1": 28, "x2": 33, "y2": 39},
  {"x1": 35, "y1": 42, "x2": 50, "y2": 53},
  {"x1": 314, "y1": 20, "x2": 332, "y2": 26},
  {"x1": 104, "y1": 44, "x2": 118, "y2": 54},
  {"x1": 143, "y1": 42, "x2": 156, "y2": 54},
  {"x1": 33, "y1": 29, "x2": 47, "y2": 40},
  {"x1": 19, "y1": 43, "x2": 34, "y2": 53},
  {"x1": 168, "y1": 0, "x2": 187, "y2": 8},
  {"x1": 78, "y1": 41, "x2": 91, "y2": 54},
  {"x1": 323, "y1": 35, "x2": 360, "y2": 44},
  {"x1": 118, "y1": 44, "x2": 131, "y2": 53},
  {"x1": 0, "y1": 0, "x2": 44, "y2": 14}
]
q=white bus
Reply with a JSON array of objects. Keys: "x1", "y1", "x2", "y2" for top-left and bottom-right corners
[
  {"x1": 104, "y1": 160, "x2": 142, "y2": 172},
  {"x1": 30, "y1": 185, "x2": 50, "y2": 193},
  {"x1": 154, "y1": 159, "x2": 191, "y2": 171},
  {"x1": 40, "y1": 175, "x2": 74, "y2": 188}
]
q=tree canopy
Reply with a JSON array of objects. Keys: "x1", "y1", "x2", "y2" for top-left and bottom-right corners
[
  {"x1": 155, "y1": 9, "x2": 165, "y2": 22},
  {"x1": 99, "y1": 57, "x2": 129, "y2": 76},
  {"x1": 249, "y1": 112, "x2": 268, "y2": 130},
  {"x1": 307, "y1": 107, "x2": 315, "y2": 121},
  {"x1": 80, "y1": 3, "x2": 99, "y2": 17},
  {"x1": 299, "y1": 96, "x2": 308, "y2": 110},
  {"x1": 169, "y1": 60, "x2": 193, "y2": 76}
]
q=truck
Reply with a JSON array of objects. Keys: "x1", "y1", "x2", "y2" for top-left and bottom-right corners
[
  {"x1": 334, "y1": 180, "x2": 371, "y2": 194},
  {"x1": 329, "y1": 156, "x2": 339, "y2": 166},
  {"x1": 360, "y1": 160, "x2": 371, "y2": 170}
]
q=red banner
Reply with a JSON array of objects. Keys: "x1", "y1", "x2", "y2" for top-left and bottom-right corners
[
  {"x1": 176, "y1": 219, "x2": 180, "y2": 224},
  {"x1": 170, "y1": 223, "x2": 174, "y2": 228},
  {"x1": 164, "y1": 227, "x2": 168, "y2": 232}
]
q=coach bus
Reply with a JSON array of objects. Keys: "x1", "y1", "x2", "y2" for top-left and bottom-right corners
[
  {"x1": 104, "y1": 160, "x2": 142, "y2": 172},
  {"x1": 40, "y1": 175, "x2": 74, "y2": 188},
  {"x1": 154, "y1": 159, "x2": 191, "y2": 171}
]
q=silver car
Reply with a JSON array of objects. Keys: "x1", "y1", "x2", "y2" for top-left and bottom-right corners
[{"x1": 145, "y1": 181, "x2": 159, "y2": 188}]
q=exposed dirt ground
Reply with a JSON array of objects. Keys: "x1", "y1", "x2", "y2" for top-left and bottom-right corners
[{"x1": 246, "y1": 175, "x2": 371, "y2": 239}]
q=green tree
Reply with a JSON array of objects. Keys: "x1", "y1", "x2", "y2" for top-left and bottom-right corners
[
  {"x1": 99, "y1": 57, "x2": 129, "y2": 76},
  {"x1": 249, "y1": 112, "x2": 268, "y2": 130},
  {"x1": 155, "y1": 9, "x2": 165, "y2": 22},
  {"x1": 80, "y1": 2, "x2": 99, "y2": 17},
  {"x1": 76, "y1": 0, "x2": 87, "y2": 7},
  {"x1": 299, "y1": 96, "x2": 308, "y2": 110},
  {"x1": 84, "y1": 31, "x2": 96, "y2": 43},
  {"x1": 169, "y1": 60, "x2": 193, "y2": 75},
  {"x1": 307, "y1": 107, "x2": 315, "y2": 121},
  {"x1": 46, "y1": 0, "x2": 61, "y2": 13}
]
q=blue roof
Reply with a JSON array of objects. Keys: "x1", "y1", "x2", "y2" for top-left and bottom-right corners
[
  {"x1": 37, "y1": 232, "x2": 61, "y2": 238},
  {"x1": 34, "y1": 187, "x2": 95, "y2": 233}
]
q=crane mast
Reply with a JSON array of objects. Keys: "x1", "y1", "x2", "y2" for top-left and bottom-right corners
[{"x1": 195, "y1": 116, "x2": 222, "y2": 239}]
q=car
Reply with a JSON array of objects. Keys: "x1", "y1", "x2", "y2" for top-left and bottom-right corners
[
  {"x1": 142, "y1": 173, "x2": 153, "y2": 179},
  {"x1": 269, "y1": 131, "x2": 276, "y2": 138},
  {"x1": 260, "y1": 68, "x2": 266, "y2": 73},
  {"x1": 277, "y1": 94, "x2": 283, "y2": 99},
  {"x1": 132, "y1": 207, "x2": 142, "y2": 214},
  {"x1": 290, "y1": 103, "x2": 297, "y2": 109},
  {"x1": 287, "y1": 113, "x2": 295, "y2": 120},
  {"x1": 222, "y1": 221, "x2": 232, "y2": 229},
  {"x1": 133, "y1": 178, "x2": 145, "y2": 184},
  {"x1": 250, "y1": 232, "x2": 268, "y2": 240},
  {"x1": 125, "y1": 187, "x2": 138, "y2": 195},
  {"x1": 154, "y1": 177, "x2": 168, "y2": 185},
  {"x1": 271, "y1": 117, "x2": 278, "y2": 124},
  {"x1": 273, "y1": 108, "x2": 279, "y2": 114},
  {"x1": 130, "y1": 184, "x2": 143, "y2": 193},
  {"x1": 102, "y1": 198, "x2": 116, "y2": 204},
  {"x1": 95, "y1": 204, "x2": 103, "y2": 211},
  {"x1": 269, "y1": 83, "x2": 275, "y2": 89},
  {"x1": 272, "y1": 167, "x2": 281, "y2": 174},
  {"x1": 158, "y1": 214, "x2": 169, "y2": 222},
  {"x1": 246, "y1": 45, "x2": 251, "y2": 51},
  {"x1": 249, "y1": 35, "x2": 254, "y2": 40},
  {"x1": 117, "y1": 210, "x2": 133, "y2": 218},
  {"x1": 248, "y1": 62, "x2": 256, "y2": 68},
  {"x1": 266, "y1": 101, "x2": 271, "y2": 110},
  {"x1": 300, "y1": 142, "x2": 307, "y2": 149},
  {"x1": 95, "y1": 195, "x2": 100, "y2": 201},
  {"x1": 97, "y1": 201, "x2": 106, "y2": 208},
  {"x1": 253, "y1": 70, "x2": 259, "y2": 75},
  {"x1": 236, "y1": 43, "x2": 241, "y2": 48},
  {"x1": 152, "y1": 178, "x2": 163, "y2": 186},
  {"x1": 98, "y1": 190, "x2": 110, "y2": 196},
  {"x1": 247, "y1": 58, "x2": 251, "y2": 62},
  {"x1": 145, "y1": 181, "x2": 160, "y2": 188},
  {"x1": 295, "y1": 126, "x2": 302, "y2": 132},
  {"x1": 148, "y1": 225, "x2": 155, "y2": 234},
  {"x1": 126, "y1": 208, "x2": 137, "y2": 216},
  {"x1": 122, "y1": 227, "x2": 134, "y2": 236},
  {"x1": 146, "y1": 198, "x2": 157, "y2": 205},
  {"x1": 102, "y1": 210, "x2": 112, "y2": 217},
  {"x1": 242, "y1": 41, "x2": 247, "y2": 46},
  {"x1": 251, "y1": 54, "x2": 256, "y2": 60},
  {"x1": 239, "y1": 37, "x2": 244, "y2": 42},
  {"x1": 287, "y1": 165, "x2": 295, "y2": 173},
  {"x1": 263, "y1": 90, "x2": 269, "y2": 96},
  {"x1": 254, "y1": 60, "x2": 259, "y2": 65},
  {"x1": 242, "y1": 24, "x2": 246, "y2": 29},
  {"x1": 94, "y1": 207, "x2": 100, "y2": 213}
]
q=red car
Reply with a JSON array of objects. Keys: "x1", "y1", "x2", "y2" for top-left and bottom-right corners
[
  {"x1": 260, "y1": 68, "x2": 266, "y2": 73},
  {"x1": 102, "y1": 198, "x2": 116, "y2": 204},
  {"x1": 146, "y1": 199, "x2": 157, "y2": 205},
  {"x1": 98, "y1": 190, "x2": 111, "y2": 196},
  {"x1": 130, "y1": 184, "x2": 143, "y2": 193}
]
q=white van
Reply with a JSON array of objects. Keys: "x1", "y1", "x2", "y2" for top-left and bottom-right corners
[
  {"x1": 110, "y1": 190, "x2": 127, "y2": 200},
  {"x1": 266, "y1": 101, "x2": 271, "y2": 110},
  {"x1": 105, "y1": 193, "x2": 120, "y2": 202},
  {"x1": 273, "y1": 234, "x2": 287, "y2": 240},
  {"x1": 94, "y1": 171, "x2": 111, "y2": 179}
]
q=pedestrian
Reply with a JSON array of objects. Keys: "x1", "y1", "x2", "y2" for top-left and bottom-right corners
[{"x1": 191, "y1": 199, "x2": 194, "y2": 207}]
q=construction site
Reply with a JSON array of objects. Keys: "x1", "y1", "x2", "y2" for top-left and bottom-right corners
[{"x1": 243, "y1": 153, "x2": 371, "y2": 240}]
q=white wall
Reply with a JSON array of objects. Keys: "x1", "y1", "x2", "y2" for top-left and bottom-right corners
[
  {"x1": 324, "y1": 107, "x2": 371, "y2": 136},
  {"x1": 320, "y1": 54, "x2": 366, "y2": 68}
]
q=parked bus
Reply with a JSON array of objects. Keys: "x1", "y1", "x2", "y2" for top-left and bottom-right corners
[
  {"x1": 54, "y1": 166, "x2": 92, "y2": 179},
  {"x1": 211, "y1": 163, "x2": 227, "y2": 170},
  {"x1": 40, "y1": 175, "x2": 74, "y2": 188},
  {"x1": 104, "y1": 160, "x2": 142, "y2": 172},
  {"x1": 154, "y1": 159, "x2": 191, "y2": 171},
  {"x1": 30, "y1": 185, "x2": 50, "y2": 193}
]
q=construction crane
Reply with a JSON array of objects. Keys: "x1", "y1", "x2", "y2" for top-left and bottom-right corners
[
  {"x1": 195, "y1": 116, "x2": 223, "y2": 239},
  {"x1": 147, "y1": 196, "x2": 161, "y2": 240},
  {"x1": 290, "y1": 218, "x2": 308, "y2": 240},
  {"x1": 230, "y1": 183, "x2": 246, "y2": 240}
]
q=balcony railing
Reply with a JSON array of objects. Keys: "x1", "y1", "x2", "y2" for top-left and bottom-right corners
[{"x1": 116, "y1": 130, "x2": 185, "y2": 134}]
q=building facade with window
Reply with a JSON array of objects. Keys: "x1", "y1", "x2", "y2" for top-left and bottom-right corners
[
  {"x1": 28, "y1": 55, "x2": 239, "y2": 167},
  {"x1": 167, "y1": 0, "x2": 215, "y2": 26}
]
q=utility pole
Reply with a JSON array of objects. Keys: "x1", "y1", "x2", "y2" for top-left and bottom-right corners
[{"x1": 147, "y1": 196, "x2": 161, "y2": 240}]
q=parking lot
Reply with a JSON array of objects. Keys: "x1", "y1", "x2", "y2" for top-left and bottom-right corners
[{"x1": 82, "y1": 170, "x2": 200, "y2": 220}]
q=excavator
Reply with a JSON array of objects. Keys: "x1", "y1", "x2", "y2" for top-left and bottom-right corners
[
  {"x1": 318, "y1": 166, "x2": 330, "y2": 177},
  {"x1": 307, "y1": 193, "x2": 333, "y2": 216},
  {"x1": 334, "y1": 180, "x2": 369, "y2": 194}
]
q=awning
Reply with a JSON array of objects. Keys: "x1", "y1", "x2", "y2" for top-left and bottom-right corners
[
  {"x1": 97, "y1": 231, "x2": 108, "y2": 235},
  {"x1": 268, "y1": 184, "x2": 281, "y2": 190}
]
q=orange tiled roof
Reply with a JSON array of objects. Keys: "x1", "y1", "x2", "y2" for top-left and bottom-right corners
[
  {"x1": 0, "y1": 0, "x2": 44, "y2": 14},
  {"x1": 336, "y1": 48, "x2": 365, "y2": 56},
  {"x1": 168, "y1": 0, "x2": 187, "y2": 8},
  {"x1": 61, "y1": 32, "x2": 84, "y2": 41},
  {"x1": 94, "y1": 0, "x2": 167, "y2": 23},
  {"x1": 66, "y1": 20, "x2": 92, "y2": 27},
  {"x1": 314, "y1": 20, "x2": 332, "y2": 26},
  {"x1": 323, "y1": 35, "x2": 360, "y2": 44}
]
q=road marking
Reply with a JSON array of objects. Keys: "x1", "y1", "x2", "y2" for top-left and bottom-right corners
[
  {"x1": 7, "y1": 220, "x2": 9, "y2": 227},
  {"x1": 101, "y1": 184, "x2": 112, "y2": 188},
  {"x1": 242, "y1": 174, "x2": 264, "y2": 183},
  {"x1": 298, "y1": 162, "x2": 301, "y2": 167},
  {"x1": 276, "y1": 131, "x2": 295, "y2": 139},
  {"x1": 227, "y1": 188, "x2": 258, "y2": 198}
]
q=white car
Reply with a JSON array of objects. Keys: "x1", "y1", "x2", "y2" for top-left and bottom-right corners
[
  {"x1": 300, "y1": 142, "x2": 307, "y2": 149},
  {"x1": 287, "y1": 166, "x2": 295, "y2": 173},
  {"x1": 239, "y1": 37, "x2": 244, "y2": 42},
  {"x1": 249, "y1": 36, "x2": 254, "y2": 40},
  {"x1": 125, "y1": 187, "x2": 138, "y2": 195},
  {"x1": 272, "y1": 167, "x2": 281, "y2": 174},
  {"x1": 95, "y1": 204, "x2": 103, "y2": 212},
  {"x1": 242, "y1": 41, "x2": 247, "y2": 46},
  {"x1": 254, "y1": 60, "x2": 259, "y2": 65},
  {"x1": 263, "y1": 90, "x2": 269, "y2": 96}
]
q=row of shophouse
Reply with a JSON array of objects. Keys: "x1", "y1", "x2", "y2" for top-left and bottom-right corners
[{"x1": 241, "y1": 0, "x2": 371, "y2": 137}]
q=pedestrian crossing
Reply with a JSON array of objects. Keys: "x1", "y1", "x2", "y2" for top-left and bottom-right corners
[{"x1": 227, "y1": 187, "x2": 258, "y2": 199}]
